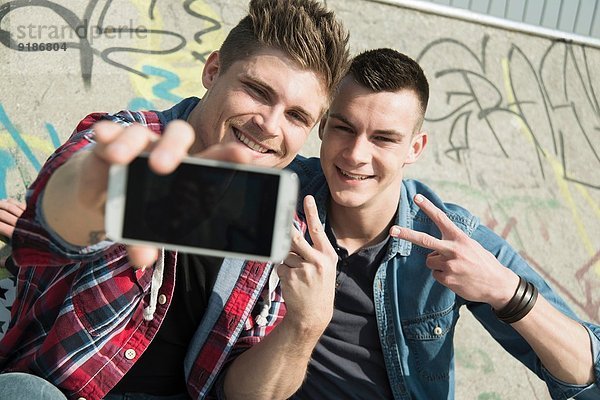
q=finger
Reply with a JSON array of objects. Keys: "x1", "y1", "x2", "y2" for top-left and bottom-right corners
[
  {"x1": 126, "y1": 245, "x2": 159, "y2": 267},
  {"x1": 275, "y1": 262, "x2": 291, "y2": 280},
  {"x1": 148, "y1": 120, "x2": 196, "y2": 174},
  {"x1": 389, "y1": 225, "x2": 450, "y2": 254},
  {"x1": 0, "y1": 200, "x2": 25, "y2": 218},
  {"x1": 413, "y1": 194, "x2": 463, "y2": 239},
  {"x1": 5, "y1": 199, "x2": 26, "y2": 212},
  {"x1": 289, "y1": 228, "x2": 316, "y2": 261},
  {"x1": 94, "y1": 121, "x2": 158, "y2": 165},
  {"x1": 93, "y1": 120, "x2": 124, "y2": 149},
  {"x1": 431, "y1": 269, "x2": 448, "y2": 285},
  {"x1": 302, "y1": 195, "x2": 330, "y2": 253},
  {"x1": 0, "y1": 209, "x2": 19, "y2": 226},
  {"x1": 0, "y1": 221, "x2": 16, "y2": 239},
  {"x1": 425, "y1": 252, "x2": 448, "y2": 272},
  {"x1": 282, "y1": 252, "x2": 304, "y2": 268}
]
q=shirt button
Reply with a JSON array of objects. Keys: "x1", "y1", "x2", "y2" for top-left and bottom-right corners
[
  {"x1": 433, "y1": 326, "x2": 443, "y2": 336},
  {"x1": 124, "y1": 349, "x2": 137, "y2": 360},
  {"x1": 158, "y1": 294, "x2": 167, "y2": 305},
  {"x1": 77, "y1": 398, "x2": 87, "y2": 400}
]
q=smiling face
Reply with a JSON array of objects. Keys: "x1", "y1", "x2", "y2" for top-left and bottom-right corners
[
  {"x1": 319, "y1": 77, "x2": 427, "y2": 213},
  {"x1": 189, "y1": 48, "x2": 328, "y2": 168}
]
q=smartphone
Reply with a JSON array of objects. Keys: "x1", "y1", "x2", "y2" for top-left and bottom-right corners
[{"x1": 105, "y1": 153, "x2": 299, "y2": 261}]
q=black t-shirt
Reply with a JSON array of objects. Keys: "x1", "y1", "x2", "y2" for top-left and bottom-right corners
[
  {"x1": 111, "y1": 253, "x2": 222, "y2": 395},
  {"x1": 291, "y1": 222, "x2": 393, "y2": 400}
]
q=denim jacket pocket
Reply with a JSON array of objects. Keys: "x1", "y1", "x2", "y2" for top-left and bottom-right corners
[{"x1": 403, "y1": 305, "x2": 459, "y2": 381}]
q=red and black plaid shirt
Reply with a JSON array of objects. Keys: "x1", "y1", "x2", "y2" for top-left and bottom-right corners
[{"x1": 1, "y1": 109, "x2": 293, "y2": 399}]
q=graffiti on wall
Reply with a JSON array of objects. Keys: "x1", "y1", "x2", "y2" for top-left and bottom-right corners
[
  {"x1": 0, "y1": 0, "x2": 221, "y2": 85},
  {"x1": 415, "y1": 35, "x2": 600, "y2": 326},
  {"x1": 0, "y1": 0, "x2": 225, "y2": 198},
  {"x1": 417, "y1": 35, "x2": 599, "y2": 189}
]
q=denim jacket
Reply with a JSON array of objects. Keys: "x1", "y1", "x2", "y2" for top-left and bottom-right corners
[{"x1": 287, "y1": 156, "x2": 600, "y2": 400}]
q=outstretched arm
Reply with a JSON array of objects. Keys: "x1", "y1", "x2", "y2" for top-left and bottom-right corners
[
  {"x1": 390, "y1": 194, "x2": 595, "y2": 386},
  {"x1": 42, "y1": 120, "x2": 250, "y2": 267},
  {"x1": 223, "y1": 195, "x2": 338, "y2": 400},
  {"x1": 42, "y1": 120, "x2": 195, "y2": 267}
]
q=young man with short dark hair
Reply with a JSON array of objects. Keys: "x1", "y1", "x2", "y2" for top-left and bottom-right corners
[{"x1": 224, "y1": 48, "x2": 600, "y2": 399}]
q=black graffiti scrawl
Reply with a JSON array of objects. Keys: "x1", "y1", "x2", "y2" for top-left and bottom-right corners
[
  {"x1": 418, "y1": 35, "x2": 600, "y2": 190},
  {"x1": 0, "y1": 0, "x2": 221, "y2": 86}
]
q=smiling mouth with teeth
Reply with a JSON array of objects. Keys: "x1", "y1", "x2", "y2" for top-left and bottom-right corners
[
  {"x1": 233, "y1": 128, "x2": 271, "y2": 153},
  {"x1": 338, "y1": 167, "x2": 371, "y2": 180}
]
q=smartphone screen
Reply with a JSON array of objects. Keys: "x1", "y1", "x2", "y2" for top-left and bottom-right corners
[{"x1": 121, "y1": 157, "x2": 280, "y2": 258}]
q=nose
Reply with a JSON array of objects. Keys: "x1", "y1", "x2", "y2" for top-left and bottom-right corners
[
  {"x1": 343, "y1": 134, "x2": 370, "y2": 164},
  {"x1": 254, "y1": 105, "x2": 284, "y2": 137}
]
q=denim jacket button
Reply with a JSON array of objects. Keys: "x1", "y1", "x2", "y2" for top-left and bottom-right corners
[{"x1": 433, "y1": 326, "x2": 443, "y2": 336}]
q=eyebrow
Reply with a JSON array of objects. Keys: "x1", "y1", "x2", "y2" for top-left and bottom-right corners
[
  {"x1": 243, "y1": 73, "x2": 316, "y2": 127},
  {"x1": 328, "y1": 112, "x2": 409, "y2": 138}
]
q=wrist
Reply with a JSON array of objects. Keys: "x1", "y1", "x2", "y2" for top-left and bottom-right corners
[
  {"x1": 488, "y1": 272, "x2": 520, "y2": 310},
  {"x1": 492, "y1": 275, "x2": 539, "y2": 324},
  {"x1": 280, "y1": 313, "x2": 329, "y2": 341}
]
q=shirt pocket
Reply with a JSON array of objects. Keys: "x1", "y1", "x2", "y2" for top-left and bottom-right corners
[
  {"x1": 72, "y1": 261, "x2": 151, "y2": 337},
  {"x1": 402, "y1": 305, "x2": 459, "y2": 381}
]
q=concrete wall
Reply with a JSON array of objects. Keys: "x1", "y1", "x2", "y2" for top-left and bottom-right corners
[{"x1": 0, "y1": 1, "x2": 599, "y2": 398}]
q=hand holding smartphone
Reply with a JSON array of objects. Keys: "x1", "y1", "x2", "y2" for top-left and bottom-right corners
[{"x1": 106, "y1": 154, "x2": 299, "y2": 261}]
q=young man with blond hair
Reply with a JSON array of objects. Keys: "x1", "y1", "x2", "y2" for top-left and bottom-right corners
[{"x1": 0, "y1": 1, "x2": 350, "y2": 399}]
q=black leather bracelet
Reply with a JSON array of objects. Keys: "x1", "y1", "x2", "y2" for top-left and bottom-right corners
[
  {"x1": 494, "y1": 277, "x2": 539, "y2": 324},
  {"x1": 501, "y1": 283, "x2": 539, "y2": 324},
  {"x1": 494, "y1": 276, "x2": 527, "y2": 319}
]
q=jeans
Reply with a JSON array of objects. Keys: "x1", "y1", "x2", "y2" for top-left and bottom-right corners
[
  {"x1": 0, "y1": 372, "x2": 190, "y2": 400},
  {"x1": 104, "y1": 393, "x2": 190, "y2": 400},
  {"x1": 0, "y1": 372, "x2": 67, "y2": 400}
]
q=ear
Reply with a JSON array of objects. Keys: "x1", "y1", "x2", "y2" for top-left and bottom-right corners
[
  {"x1": 317, "y1": 113, "x2": 328, "y2": 140},
  {"x1": 404, "y1": 131, "x2": 428, "y2": 165},
  {"x1": 202, "y1": 51, "x2": 221, "y2": 90}
]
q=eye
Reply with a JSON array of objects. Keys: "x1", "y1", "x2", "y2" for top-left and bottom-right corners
[
  {"x1": 287, "y1": 110, "x2": 308, "y2": 126},
  {"x1": 245, "y1": 83, "x2": 267, "y2": 100},
  {"x1": 334, "y1": 125, "x2": 353, "y2": 133},
  {"x1": 374, "y1": 136, "x2": 395, "y2": 143}
]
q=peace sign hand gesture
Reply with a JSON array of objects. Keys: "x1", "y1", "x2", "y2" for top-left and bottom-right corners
[
  {"x1": 277, "y1": 195, "x2": 338, "y2": 335},
  {"x1": 389, "y1": 194, "x2": 519, "y2": 310}
]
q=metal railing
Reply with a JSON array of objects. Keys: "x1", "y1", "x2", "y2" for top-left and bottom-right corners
[{"x1": 374, "y1": 0, "x2": 600, "y2": 48}]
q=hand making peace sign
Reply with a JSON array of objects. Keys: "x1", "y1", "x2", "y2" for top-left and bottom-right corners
[
  {"x1": 389, "y1": 194, "x2": 520, "y2": 310},
  {"x1": 277, "y1": 195, "x2": 338, "y2": 334}
]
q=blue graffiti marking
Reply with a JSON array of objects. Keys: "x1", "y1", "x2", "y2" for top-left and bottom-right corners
[
  {"x1": 128, "y1": 98, "x2": 155, "y2": 111},
  {"x1": 0, "y1": 150, "x2": 15, "y2": 198},
  {"x1": 0, "y1": 104, "x2": 41, "y2": 171},
  {"x1": 45, "y1": 123, "x2": 61, "y2": 149},
  {"x1": 142, "y1": 65, "x2": 183, "y2": 103}
]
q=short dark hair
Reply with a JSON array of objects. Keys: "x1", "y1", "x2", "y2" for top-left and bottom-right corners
[
  {"x1": 348, "y1": 48, "x2": 429, "y2": 124},
  {"x1": 219, "y1": 0, "x2": 350, "y2": 99}
]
